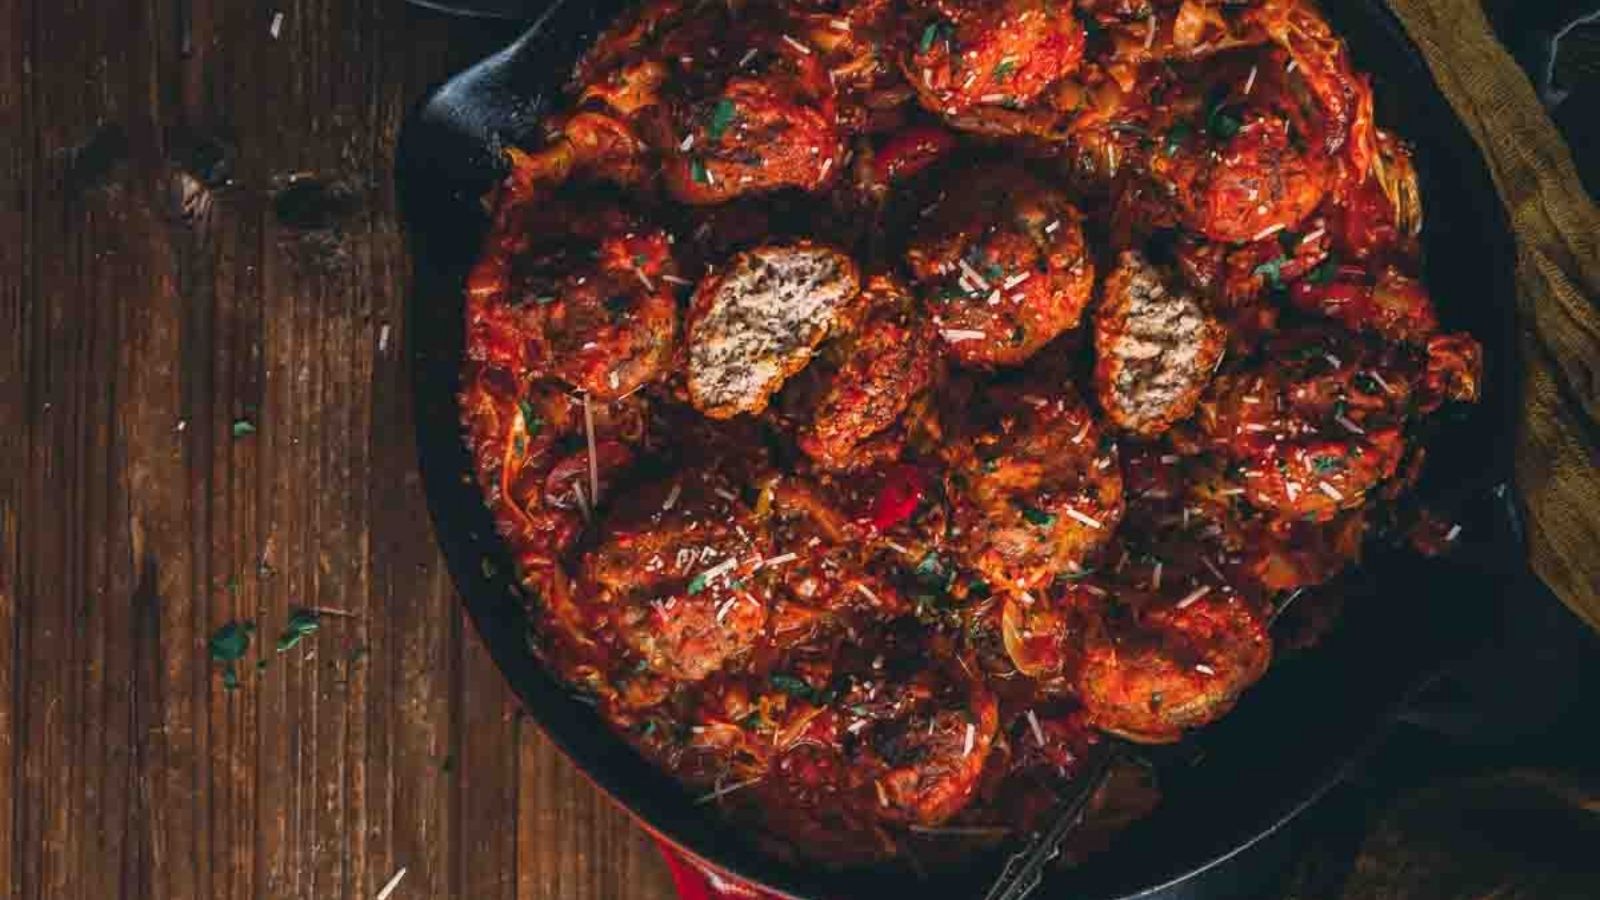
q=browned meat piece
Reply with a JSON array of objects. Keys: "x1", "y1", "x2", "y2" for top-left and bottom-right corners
[
  {"x1": 1288, "y1": 265, "x2": 1440, "y2": 345},
  {"x1": 1074, "y1": 582, "x2": 1272, "y2": 744},
  {"x1": 1151, "y1": 110, "x2": 1330, "y2": 243},
  {"x1": 791, "y1": 0, "x2": 911, "y2": 134},
  {"x1": 570, "y1": 1, "x2": 848, "y2": 204},
  {"x1": 943, "y1": 384, "x2": 1124, "y2": 591},
  {"x1": 797, "y1": 276, "x2": 936, "y2": 470},
  {"x1": 470, "y1": 196, "x2": 679, "y2": 400},
  {"x1": 903, "y1": 0, "x2": 1087, "y2": 121},
  {"x1": 686, "y1": 243, "x2": 862, "y2": 419},
  {"x1": 1171, "y1": 223, "x2": 1332, "y2": 353},
  {"x1": 1094, "y1": 251, "x2": 1226, "y2": 437},
  {"x1": 764, "y1": 478, "x2": 910, "y2": 648},
  {"x1": 657, "y1": 31, "x2": 846, "y2": 205},
  {"x1": 1116, "y1": 444, "x2": 1370, "y2": 599},
  {"x1": 842, "y1": 663, "x2": 1000, "y2": 826},
  {"x1": 1142, "y1": 54, "x2": 1334, "y2": 243},
  {"x1": 1176, "y1": 327, "x2": 1446, "y2": 522},
  {"x1": 534, "y1": 228, "x2": 680, "y2": 400},
  {"x1": 579, "y1": 472, "x2": 772, "y2": 682},
  {"x1": 907, "y1": 166, "x2": 1095, "y2": 368}
]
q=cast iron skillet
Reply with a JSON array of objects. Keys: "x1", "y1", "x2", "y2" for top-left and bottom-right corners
[{"x1": 397, "y1": 3, "x2": 1525, "y2": 896}]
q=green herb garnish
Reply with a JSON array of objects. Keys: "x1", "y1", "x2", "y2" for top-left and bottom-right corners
[
  {"x1": 1163, "y1": 121, "x2": 1191, "y2": 156},
  {"x1": 276, "y1": 608, "x2": 321, "y2": 652},
  {"x1": 690, "y1": 158, "x2": 711, "y2": 185},
  {"x1": 770, "y1": 673, "x2": 820, "y2": 703},
  {"x1": 1020, "y1": 505, "x2": 1057, "y2": 527},
  {"x1": 517, "y1": 398, "x2": 541, "y2": 435},
  {"x1": 992, "y1": 59, "x2": 1016, "y2": 80},
  {"x1": 1207, "y1": 99, "x2": 1242, "y2": 139},
  {"x1": 707, "y1": 99, "x2": 736, "y2": 141},
  {"x1": 231, "y1": 419, "x2": 256, "y2": 438},
  {"x1": 209, "y1": 620, "x2": 255, "y2": 690},
  {"x1": 1253, "y1": 256, "x2": 1288, "y2": 289},
  {"x1": 1310, "y1": 455, "x2": 1345, "y2": 475},
  {"x1": 912, "y1": 552, "x2": 956, "y2": 592},
  {"x1": 1307, "y1": 255, "x2": 1339, "y2": 285}
]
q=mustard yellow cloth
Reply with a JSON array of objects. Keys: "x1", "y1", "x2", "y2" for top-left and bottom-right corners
[{"x1": 1386, "y1": 0, "x2": 1600, "y2": 628}]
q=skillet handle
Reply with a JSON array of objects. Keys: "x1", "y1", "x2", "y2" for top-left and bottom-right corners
[{"x1": 654, "y1": 839, "x2": 782, "y2": 900}]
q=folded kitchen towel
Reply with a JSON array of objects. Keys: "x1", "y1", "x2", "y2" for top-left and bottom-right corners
[{"x1": 1387, "y1": 0, "x2": 1600, "y2": 627}]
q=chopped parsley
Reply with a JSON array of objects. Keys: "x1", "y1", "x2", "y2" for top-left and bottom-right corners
[
  {"x1": 209, "y1": 620, "x2": 255, "y2": 690},
  {"x1": 919, "y1": 20, "x2": 952, "y2": 53},
  {"x1": 769, "y1": 673, "x2": 828, "y2": 704},
  {"x1": 1253, "y1": 256, "x2": 1289, "y2": 288},
  {"x1": 992, "y1": 59, "x2": 1016, "y2": 80},
  {"x1": 1020, "y1": 505, "x2": 1057, "y2": 527},
  {"x1": 686, "y1": 571, "x2": 710, "y2": 595},
  {"x1": 1307, "y1": 255, "x2": 1339, "y2": 285},
  {"x1": 690, "y1": 157, "x2": 711, "y2": 185},
  {"x1": 1206, "y1": 93, "x2": 1242, "y2": 139},
  {"x1": 1163, "y1": 121, "x2": 1191, "y2": 156},
  {"x1": 516, "y1": 398, "x2": 541, "y2": 435},
  {"x1": 276, "y1": 608, "x2": 321, "y2": 652},
  {"x1": 1310, "y1": 454, "x2": 1345, "y2": 475},
  {"x1": 912, "y1": 552, "x2": 957, "y2": 592},
  {"x1": 707, "y1": 99, "x2": 737, "y2": 141}
]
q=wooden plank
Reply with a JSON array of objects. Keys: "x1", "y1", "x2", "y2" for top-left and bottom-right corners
[{"x1": 2, "y1": 0, "x2": 680, "y2": 896}]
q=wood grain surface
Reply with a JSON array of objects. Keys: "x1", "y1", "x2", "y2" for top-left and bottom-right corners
[{"x1": 0, "y1": 1, "x2": 675, "y2": 897}]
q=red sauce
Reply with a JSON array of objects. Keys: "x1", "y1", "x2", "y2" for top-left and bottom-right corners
[{"x1": 456, "y1": 0, "x2": 1483, "y2": 871}]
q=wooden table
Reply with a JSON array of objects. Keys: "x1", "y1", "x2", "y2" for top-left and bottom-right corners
[{"x1": 0, "y1": 2, "x2": 675, "y2": 897}]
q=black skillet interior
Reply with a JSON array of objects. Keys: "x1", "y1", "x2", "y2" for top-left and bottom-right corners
[{"x1": 397, "y1": 2, "x2": 1525, "y2": 897}]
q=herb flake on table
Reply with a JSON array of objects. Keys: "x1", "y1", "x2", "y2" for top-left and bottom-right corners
[
  {"x1": 276, "y1": 607, "x2": 321, "y2": 652},
  {"x1": 209, "y1": 620, "x2": 255, "y2": 689}
]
